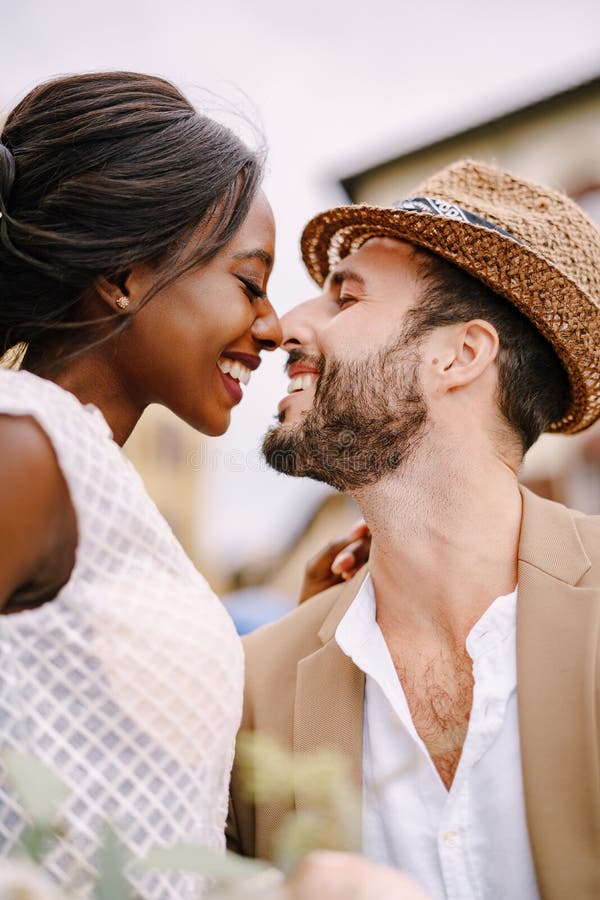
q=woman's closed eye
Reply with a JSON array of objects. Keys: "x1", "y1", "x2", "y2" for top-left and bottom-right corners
[{"x1": 237, "y1": 275, "x2": 267, "y2": 303}]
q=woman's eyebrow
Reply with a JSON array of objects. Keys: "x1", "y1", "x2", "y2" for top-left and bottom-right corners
[{"x1": 230, "y1": 249, "x2": 273, "y2": 268}]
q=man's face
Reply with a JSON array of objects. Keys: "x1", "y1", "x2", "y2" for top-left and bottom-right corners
[{"x1": 262, "y1": 238, "x2": 430, "y2": 491}]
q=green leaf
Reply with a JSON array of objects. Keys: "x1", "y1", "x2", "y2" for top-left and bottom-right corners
[
  {"x1": 94, "y1": 826, "x2": 132, "y2": 900},
  {"x1": 272, "y1": 807, "x2": 359, "y2": 876},
  {"x1": 2, "y1": 750, "x2": 67, "y2": 829},
  {"x1": 19, "y1": 824, "x2": 56, "y2": 863},
  {"x1": 136, "y1": 843, "x2": 268, "y2": 883}
]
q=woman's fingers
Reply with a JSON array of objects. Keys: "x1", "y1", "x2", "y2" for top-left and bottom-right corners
[
  {"x1": 299, "y1": 521, "x2": 371, "y2": 603},
  {"x1": 329, "y1": 520, "x2": 370, "y2": 571},
  {"x1": 314, "y1": 522, "x2": 369, "y2": 572},
  {"x1": 331, "y1": 535, "x2": 371, "y2": 578}
]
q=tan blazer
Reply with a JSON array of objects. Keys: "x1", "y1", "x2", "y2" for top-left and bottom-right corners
[{"x1": 227, "y1": 488, "x2": 600, "y2": 899}]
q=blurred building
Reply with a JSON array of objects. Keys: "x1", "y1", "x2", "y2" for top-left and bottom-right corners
[
  {"x1": 229, "y1": 491, "x2": 361, "y2": 602},
  {"x1": 340, "y1": 74, "x2": 600, "y2": 212},
  {"x1": 125, "y1": 411, "x2": 362, "y2": 604},
  {"x1": 338, "y1": 72, "x2": 600, "y2": 513}
]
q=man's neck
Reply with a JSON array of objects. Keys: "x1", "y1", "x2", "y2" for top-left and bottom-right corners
[{"x1": 353, "y1": 440, "x2": 523, "y2": 648}]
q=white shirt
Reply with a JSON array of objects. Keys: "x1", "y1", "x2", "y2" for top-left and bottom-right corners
[{"x1": 335, "y1": 574, "x2": 540, "y2": 900}]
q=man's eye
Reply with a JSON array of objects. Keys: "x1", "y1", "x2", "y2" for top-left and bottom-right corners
[{"x1": 336, "y1": 295, "x2": 357, "y2": 309}]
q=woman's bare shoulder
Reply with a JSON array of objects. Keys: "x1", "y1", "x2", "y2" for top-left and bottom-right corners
[
  {"x1": 0, "y1": 413, "x2": 65, "y2": 488},
  {"x1": 0, "y1": 414, "x2": 74, "y2": 609}
]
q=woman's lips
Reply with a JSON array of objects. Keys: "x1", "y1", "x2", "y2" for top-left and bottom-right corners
[
  {"x1": 218, "y1": 368, "x2": 243, "y2": 403},
  {"x1": 222, "y1": 350, "x2": 261, "y2": 371}
]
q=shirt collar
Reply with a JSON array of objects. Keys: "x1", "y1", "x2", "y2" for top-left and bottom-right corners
[{"x1": 335, "y1": 573, "x2": 518, "y2": 669}]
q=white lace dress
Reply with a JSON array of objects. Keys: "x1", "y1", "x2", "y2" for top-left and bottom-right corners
[{"x1": 0, "y1": 368, "x2": 244, "y2": 898}]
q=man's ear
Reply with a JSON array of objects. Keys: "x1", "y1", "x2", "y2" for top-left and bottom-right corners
[{"x1": 430, "y1": 320, "x2": 499, "y2": 394}]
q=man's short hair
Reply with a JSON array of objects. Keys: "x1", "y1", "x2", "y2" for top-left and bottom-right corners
[{"x1": 405, "y1": 249, "x2": 571, "y2": 454}]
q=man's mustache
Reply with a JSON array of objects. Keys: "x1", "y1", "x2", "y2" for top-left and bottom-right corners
[{"x1": 284, "y1": 348, "x2": 326, "y2": 376}]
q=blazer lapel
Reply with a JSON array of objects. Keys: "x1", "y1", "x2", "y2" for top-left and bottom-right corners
[
  {"x1": 293, "y1": 571, "x2": 366, "y2": 821},
  {"x1": 517, "y1": 489, "x2": 600, "y2": 899}
]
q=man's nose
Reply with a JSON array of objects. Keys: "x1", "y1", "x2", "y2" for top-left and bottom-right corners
[
  {"x1": 251, "y1": 299, "x2": 283, "y2": 351},
  {"x1": 280, "y1": 296, "x2": 324, "y2": 351}
]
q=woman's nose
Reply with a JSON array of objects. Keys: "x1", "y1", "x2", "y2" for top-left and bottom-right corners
[{"x1": 252, "y1": 300, "x2": 283, "y2": 351}]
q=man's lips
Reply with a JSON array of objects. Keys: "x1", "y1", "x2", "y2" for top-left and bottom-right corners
[
  {"x1": 278, "y1": 373, "x2": 319, "y2": 417},
  {"x1": 278, "y1": 394, "x2": 297, "y2": 415},
  {"x1": 287, "y1": 361, "x2": 321, "y2": 379}
]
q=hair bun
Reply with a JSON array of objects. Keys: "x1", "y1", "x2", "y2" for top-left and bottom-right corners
[{"x1": 0, "y1": 143, "x2": 15, "y2": 211}]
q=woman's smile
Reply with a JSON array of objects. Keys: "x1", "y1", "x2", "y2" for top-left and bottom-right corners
[{"x1": 217, "y1": 349, "x2": 262, "y2": 403}]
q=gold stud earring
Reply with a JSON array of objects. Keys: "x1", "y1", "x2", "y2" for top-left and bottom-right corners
[{"x1": 116, "y1": 295, "x2": 130, "y2": 310}]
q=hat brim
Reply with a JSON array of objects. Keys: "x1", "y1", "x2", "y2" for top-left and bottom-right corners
[{"x1": 301, "y1": 204, "x2": 600, "y2": 434}]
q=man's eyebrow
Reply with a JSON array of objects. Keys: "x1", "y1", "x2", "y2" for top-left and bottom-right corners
[
  {"x1": 230, "y1": 249, "x2": 273, "y2": 268},
  {"x1": 326, "y1": 268, "x2": 366, "y2": 289}
]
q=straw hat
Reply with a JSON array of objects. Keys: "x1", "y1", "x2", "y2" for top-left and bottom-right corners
[{"x1": 301, "y1": 159, "x2": 600, "y2": 433}]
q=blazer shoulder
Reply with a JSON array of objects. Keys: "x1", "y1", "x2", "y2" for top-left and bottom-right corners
[{"x1": 242, "y1": 581, "x2": 343, "y2": 671}]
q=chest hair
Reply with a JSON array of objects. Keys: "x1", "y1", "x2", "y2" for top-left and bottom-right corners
[{"x1": 390, "y1": 645, "x2": 474, "y2": 790}]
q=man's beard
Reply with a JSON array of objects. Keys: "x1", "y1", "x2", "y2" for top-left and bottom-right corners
[{"x1": 262, "y1": 336, "x2": 428, "y2": 492}]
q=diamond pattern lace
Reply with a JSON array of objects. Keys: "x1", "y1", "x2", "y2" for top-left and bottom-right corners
[{"x1": 0, "y1": 369, "x2": 243, "y2": 898}]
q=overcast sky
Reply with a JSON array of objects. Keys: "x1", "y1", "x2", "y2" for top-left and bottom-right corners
[{"x1": 2, "y1": 0, "x2": 600, "y2": 570}]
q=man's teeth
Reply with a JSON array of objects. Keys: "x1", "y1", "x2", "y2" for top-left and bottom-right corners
[
  {"x1": 218, "y1": 357, "x2": 251, "y2": 386},
  {"x1": 287, "y1": 373, "x2": 318, "y2": 394}
]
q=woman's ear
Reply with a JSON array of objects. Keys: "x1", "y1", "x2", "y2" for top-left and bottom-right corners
[
  {"x1": 430, "y1": 319, "x2": 499, "y2": 394},
  {"x1": 95, "y1": 276, "x2": 131, "y2": 312}
]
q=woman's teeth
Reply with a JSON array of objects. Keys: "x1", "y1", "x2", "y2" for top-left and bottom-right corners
[
  {"x1": 218, "y1": 357, "x2": 251, "y2": 386},
  {"x1": 287, "y1": 373, "x2": 318, "y2": 394}
]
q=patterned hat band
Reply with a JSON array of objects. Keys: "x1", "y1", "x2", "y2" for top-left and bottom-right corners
[
  {"x1": 344, "y1": 195, "x2": 525, "y2": 260},
  {"x1": 393, "y1": 197, "x2": 523, "y2": 245}
]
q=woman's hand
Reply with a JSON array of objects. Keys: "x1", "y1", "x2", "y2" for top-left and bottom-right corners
[
  {"x1": 285, "y1": 851, "x2": 431, "y2": 899},
  {"x1": 299, "y1": 520, "x2": 371, "y2": 604}
]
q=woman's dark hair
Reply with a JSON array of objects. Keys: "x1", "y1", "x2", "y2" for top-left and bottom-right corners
[
  {"x1": 405, "y1": 249, "x2": 571, "y2": 454},
  {"x1": 0, "y1": 71, "x2": 265, "y2": 367}
]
